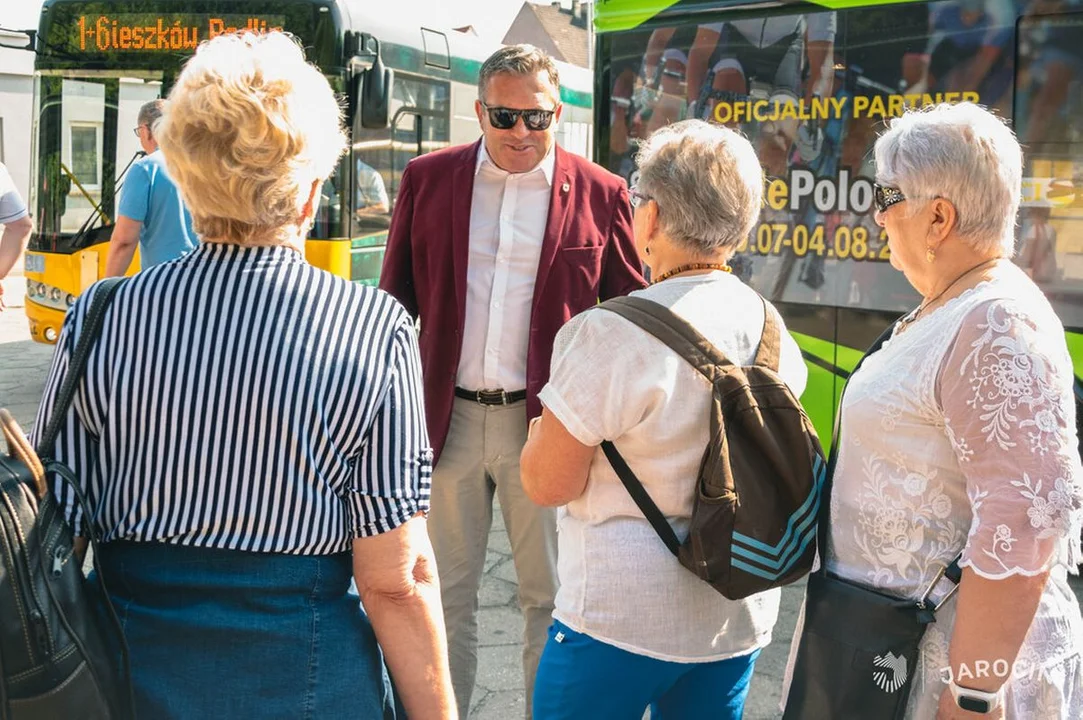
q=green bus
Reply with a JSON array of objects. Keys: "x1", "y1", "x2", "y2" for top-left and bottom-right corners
[
  {"x1": 23, "y1": 0, "x2": 595, "y2": 344},
  {"x1": 593, "y1": 0, "x2": 1083, "y2": 444}
]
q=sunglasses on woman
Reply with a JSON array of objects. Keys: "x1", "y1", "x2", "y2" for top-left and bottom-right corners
[
  {"x1": 482, "y1": 103, "x2": 556, "y2": 131},
  {"x1": 873, "y1": 183, "x2": 906, "y2": 213}
]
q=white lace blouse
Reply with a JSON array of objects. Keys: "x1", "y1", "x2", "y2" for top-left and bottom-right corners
[{"x1": 822, "y1": 265, "x2": 1083, "y2": 717}]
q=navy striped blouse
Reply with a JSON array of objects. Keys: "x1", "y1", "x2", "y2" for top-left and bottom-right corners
[{"x1": 33, "y1": 243, "x2": 432, "y2": 555}]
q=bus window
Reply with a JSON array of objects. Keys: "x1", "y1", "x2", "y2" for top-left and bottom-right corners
[
  {"x1": 351, "y1": 74, "x2": 449, "y2": 239},
  {"x1": 1015, "y1": 9, "x2": 1083, "y2": 329},
  {"x1": 33, "y1": 76, "x2": 161, "y2": 247}
]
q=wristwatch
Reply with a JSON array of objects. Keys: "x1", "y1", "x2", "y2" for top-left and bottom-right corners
[{"x1": 949, "y1": 681, "x2": 1003, "y2": 714}]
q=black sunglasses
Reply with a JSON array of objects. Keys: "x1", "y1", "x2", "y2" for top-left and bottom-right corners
[
  {"x1": 482, "y1": 103, "x2": 556, "y2": 131},
  {"x1": 873, "y1": 183, "x2": 907, "y2": 214}
]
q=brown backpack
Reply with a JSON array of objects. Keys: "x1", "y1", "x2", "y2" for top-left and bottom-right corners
[{"x1": 597, "y1": 295, "x2": 826, "y2": 600}]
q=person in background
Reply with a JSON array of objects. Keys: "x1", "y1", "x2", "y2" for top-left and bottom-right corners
[
  {"x1": 1015, "y1": 202, "x2": 1058, "y2": 285},
  {"x1": 785, "y1": 102, "x2": 1083, "y2": 718},
  {"x1": 35, "y1": 32, "x2": 454, "y2": 719},
  {"x1": 380, "y1": 43, "x2": 646, "y2": 719},
  {"x1": 105, "y1": 99, "x2": 197, "y2": 276},
  {"x1": 0, "y1": 161, "x2": 34, "y2": 311},
  {"x1": 521, "y1": 119, "x2": 807, "y2": 719},
  {"x1": 356, "y1": 158, "x2": 390, "y2": 217}
]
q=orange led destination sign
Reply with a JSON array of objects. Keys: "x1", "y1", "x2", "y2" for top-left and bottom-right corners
[{"x1": 76, "y1": 14, "x2": 284, "y2": 52}]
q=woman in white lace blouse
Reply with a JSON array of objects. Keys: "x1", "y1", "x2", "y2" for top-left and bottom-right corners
[{"x1": 792, "y1": 102, "x2": 1083, "y2": 718}]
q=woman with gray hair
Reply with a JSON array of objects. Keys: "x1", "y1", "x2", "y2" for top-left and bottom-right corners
[
  {"x1": 785, "y1": 102, "x2": 1083, "y2": 718},
  {"x1": 34, "y1": 32, "x2": 455, "y2": 718},
  {"x1": 520, "y1": 119, "x2": 807, "y2": 718}
]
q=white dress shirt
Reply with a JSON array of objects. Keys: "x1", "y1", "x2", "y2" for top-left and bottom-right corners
[{"x1": 456, "y1": 142, "x2": 555, "y2": 391}]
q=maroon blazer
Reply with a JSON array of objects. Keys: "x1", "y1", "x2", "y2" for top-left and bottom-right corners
[{"x1": 379, "y1": 140, "x2": 646, "y2": 462}]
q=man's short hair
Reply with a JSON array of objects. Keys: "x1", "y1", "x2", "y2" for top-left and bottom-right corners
[
  {"x1": 478, "y1": 45, "x2": 560, "y2": 102},
  {"x1": 137, "y1": 99, "x2": 165, "y2": 134}
]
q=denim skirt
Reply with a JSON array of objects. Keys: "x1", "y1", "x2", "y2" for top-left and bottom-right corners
[{"x1": 92, "y1": 541, "x2": 396, "y2": 720}]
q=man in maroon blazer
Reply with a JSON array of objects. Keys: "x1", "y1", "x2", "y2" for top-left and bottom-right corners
[{"x1": 379, "y1": 45, "x2": 646, "y2": 719}]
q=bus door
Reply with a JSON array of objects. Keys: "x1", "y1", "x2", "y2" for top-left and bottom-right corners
[{"x1": 350, "y1": 73, "x2": 450, "y2": 286}]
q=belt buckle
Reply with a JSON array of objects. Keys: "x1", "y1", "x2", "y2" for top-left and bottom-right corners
[
  {"x1": 478, "y1": 389, "x2": 508, "y2": 405},
  {"x1": 918, "y1": 563, "x2": 960, "y2": 612}
]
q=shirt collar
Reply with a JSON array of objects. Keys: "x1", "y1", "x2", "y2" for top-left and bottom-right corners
[{"x1": 475, "y1": 141, "x2": 556, "y2": 186}]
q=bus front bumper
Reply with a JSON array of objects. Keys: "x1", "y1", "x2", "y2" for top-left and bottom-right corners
[{"x1": 25, "y1": 299, "x2": 65, "y2": 345}]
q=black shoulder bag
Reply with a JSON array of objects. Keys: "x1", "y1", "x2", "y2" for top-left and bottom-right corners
[
  {"x1": 0, "y1": 278, "x2": 134, "y2": 719},
  {"x1": 783, "y1": 324, "x2": 963, "y2": 720}
]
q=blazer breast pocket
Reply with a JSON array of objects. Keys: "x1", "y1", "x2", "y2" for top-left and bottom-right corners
[{"x1": 557, "y1": 245, "x2": 605, "y2": 292}]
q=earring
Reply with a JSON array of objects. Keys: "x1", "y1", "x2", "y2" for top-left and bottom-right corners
[
  {"x1": 645, "y1": 245, "x2": 652, "y2": 256},
  {"x1": 926, "y1": 247, "x2": 936, "y2": 263}
]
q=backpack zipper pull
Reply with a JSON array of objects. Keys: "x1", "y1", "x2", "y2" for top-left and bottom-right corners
[
  {"x1": 30, "y1": 610, "x2": 50, "y2": 654},
  {"x1": 52, "y1": 546, "x2": 65, "y2": 577}
]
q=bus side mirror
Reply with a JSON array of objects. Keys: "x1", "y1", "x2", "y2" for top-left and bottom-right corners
[{"x1": 361, "y1": 54, "x2": 394, "y2": 129}]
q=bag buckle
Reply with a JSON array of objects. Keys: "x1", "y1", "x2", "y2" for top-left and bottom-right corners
[{"x1": 917, "y1": 563, "x2": 960, "y2": 613}]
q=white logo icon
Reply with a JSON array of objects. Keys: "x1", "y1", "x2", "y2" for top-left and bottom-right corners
[{"x1": 873, "y1": 652, "x2": 908, "y2": 693}]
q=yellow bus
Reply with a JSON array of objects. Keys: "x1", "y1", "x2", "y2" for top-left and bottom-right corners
[{"x1": 24, "y1": 0, "x2": 595, "y2": 343}]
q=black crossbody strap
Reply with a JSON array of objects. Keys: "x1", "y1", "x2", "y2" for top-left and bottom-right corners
[
  {"x1": 816, "y1": 323, "x2": 895, "y2": 574},
  {"x1": 601, "y1": 440, "x2": 681, "y2": 556},
  {"x1": 817, "y1": 322, "x2": 963, "y2": 587},
  {"x1": 37, "y1": 278, "x2": 124, "y2": 459}
]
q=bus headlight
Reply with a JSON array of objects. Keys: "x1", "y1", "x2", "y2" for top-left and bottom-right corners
[
  {"x1": 43, "y1": 327, "x2": 58, "y2": 342},
  {"x1": 25, "y1": 281, "x2": 74, "y2": 311}
]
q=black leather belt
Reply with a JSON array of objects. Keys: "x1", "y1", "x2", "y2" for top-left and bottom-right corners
[{"x1": 454, "y1": 387, "x2": 527, "y2": 405}]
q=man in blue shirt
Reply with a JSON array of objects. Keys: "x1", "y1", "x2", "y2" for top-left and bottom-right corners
[{"x1": 106, "y1": 100, "x2": 197, "y2": 276}]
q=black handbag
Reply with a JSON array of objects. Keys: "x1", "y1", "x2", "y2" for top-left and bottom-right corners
[
  {"x1": 783, "y1": 326, "x2": 962, "y2": 720},
  {"x1": 0, "y1": 278, "x2": 133, "y2": 719}
]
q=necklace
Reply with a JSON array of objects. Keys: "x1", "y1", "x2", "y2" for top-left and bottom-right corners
[
  {"x1": 898, "y1": 258, "x2": 1001, "y2": 327},
  {"x1": 650, "y1": 262, "x2": 731, "y2": 285}
]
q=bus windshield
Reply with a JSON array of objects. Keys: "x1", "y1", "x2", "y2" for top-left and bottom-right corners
[
  {"x1": 30, "y1": 0, "x2": 340, "y2": 252},
  {"x1": 31, "y1": 72, "x2": 164, "y2": 251}
]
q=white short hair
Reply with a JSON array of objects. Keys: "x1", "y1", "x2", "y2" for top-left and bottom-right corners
[
  {"x1": 874, "y1": 103, "x2": 1021, "y2": 255},
  {"x1": 635, "y1": 119, "x2": 763, "y2": 255}
]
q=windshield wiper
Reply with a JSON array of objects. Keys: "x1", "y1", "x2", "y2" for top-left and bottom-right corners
[{"x1": 69, "y1": 150, "x2": 145, "y2": 249}]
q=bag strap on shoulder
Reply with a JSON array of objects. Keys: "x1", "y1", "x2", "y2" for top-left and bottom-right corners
[
  {"x1": 599, "y1": 294, "x2": 783, "y2": 378},
  {"x1": 598, "y1": 296, "x2": 733, "y2": 382},
  {"x1": 752, "y1": 298, "x2": 781, "y2": 371},
  {"x1": 37, "y1": 278, "x2": 124, "y2": 460}
]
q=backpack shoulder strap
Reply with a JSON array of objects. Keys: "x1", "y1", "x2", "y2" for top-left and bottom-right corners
[
  {"x1": 598, "y1": 295, "x2": 733, "y2": 382},
  {"x1": 37, "y1": 278, "x2": 124, "y2": 460},
  {"x1": 600, "y1": 440, "x2": 681, "y2": 556},
  {"x1": 752, "y1": 296, "x2": 782, "y2": 372}
]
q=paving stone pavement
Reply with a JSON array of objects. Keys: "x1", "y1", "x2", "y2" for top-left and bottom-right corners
[{"x1": 2, "y1": 268, "x2": 1081, "y2": 720}]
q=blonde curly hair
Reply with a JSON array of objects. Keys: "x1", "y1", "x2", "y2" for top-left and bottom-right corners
[{"x1": 157, "y1": 31, "x2": 347, "y2": 246}]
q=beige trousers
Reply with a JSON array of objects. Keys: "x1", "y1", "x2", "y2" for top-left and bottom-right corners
[{"x1": 428, "y1": 397, "x2": 557, "y2": 719}]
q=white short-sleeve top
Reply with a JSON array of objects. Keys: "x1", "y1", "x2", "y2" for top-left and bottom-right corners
[{"x1": 539, "y1": 271, "x2": 808, "y2": 662}]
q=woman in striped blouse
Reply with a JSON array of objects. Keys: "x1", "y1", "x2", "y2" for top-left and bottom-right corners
[{"x1": 34, "y1": 32, "x2": 455, "y2": 719}]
